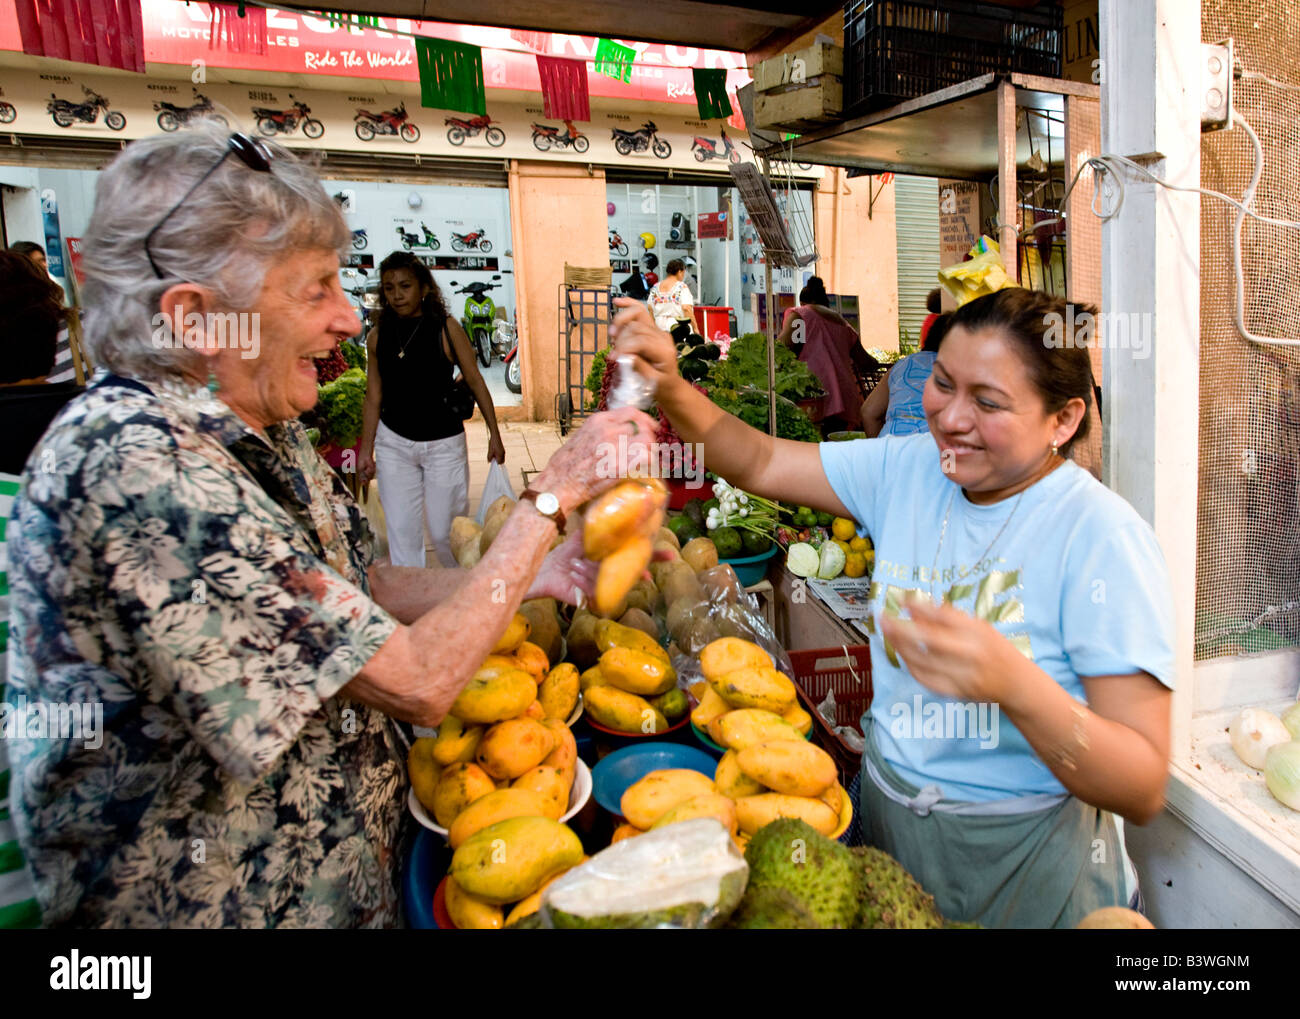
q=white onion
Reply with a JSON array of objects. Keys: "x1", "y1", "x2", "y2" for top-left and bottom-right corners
[
  {"x1": 1282, "y1": 702, "x2": 1300, "y2": 740},
  {"x1": 1229, "y1": 708, "x2": 1293, "y2": 769},
  {"x1": 1264, "y1": 741, "x2": 1300, "y2": 811}
]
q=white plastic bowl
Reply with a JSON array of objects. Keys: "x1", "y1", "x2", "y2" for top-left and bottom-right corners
[{"x1": 408, "y1": 757, "x2": 592, "y2": 837}]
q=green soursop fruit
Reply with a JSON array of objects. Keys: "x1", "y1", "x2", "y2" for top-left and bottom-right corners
[
  {"x1": 743, "y1": 819, "x2": 861, "y2": 929},
  {"x1": 853, "y1": 846, "x2": 944, "y2": 929},
  {"x1": 728, "y1": 884, "x2": 826, "y2": 929}
]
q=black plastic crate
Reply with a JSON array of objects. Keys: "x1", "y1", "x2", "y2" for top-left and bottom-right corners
[{"x1": 843, "y1": 0, "x2": 1062, "y2": 116}]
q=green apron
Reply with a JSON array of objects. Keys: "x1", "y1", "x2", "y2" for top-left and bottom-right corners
[{"x1": 857, "y1": 717, "x2": 1128, "y2": 929}]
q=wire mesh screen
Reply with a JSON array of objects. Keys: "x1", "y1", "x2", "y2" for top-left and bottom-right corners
[{"x1": 1197, "y1": 2, "x2": 1300, "y2": 658}]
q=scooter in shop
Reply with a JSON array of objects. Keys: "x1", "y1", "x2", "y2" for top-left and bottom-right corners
[
  {"x1": 502, "y1": 329, "x2": 522, "y2": 395},
  {"x1": 450, "y1": 277, "x2": 504, "y2": 368}
]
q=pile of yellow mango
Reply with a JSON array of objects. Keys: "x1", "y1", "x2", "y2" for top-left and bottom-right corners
[
  {"x1": 571, "y1": 618, "x2": 685, "y2": 734},
  {"x1": 407, "y1": 611, "x2": 586, "y2": 929}
]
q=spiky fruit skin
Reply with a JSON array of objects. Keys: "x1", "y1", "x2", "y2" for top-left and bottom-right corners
[
  {"x1": 728, "y1": 884, "x2": 826, "y2": 929},
  {"x1": 743, "y1": 818, "x2": 860, "y2": 929},
  {"x1": 853, "y1": 846, "x2": 944, "y2": 929}
]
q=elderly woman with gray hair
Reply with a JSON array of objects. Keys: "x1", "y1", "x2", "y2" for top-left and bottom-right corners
[{"x1": 5, "y1": 123, "x2": 654, "y2": 928}]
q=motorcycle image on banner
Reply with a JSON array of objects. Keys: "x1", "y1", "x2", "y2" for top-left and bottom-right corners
[
  {"x1": 47, "y1": 87, "x2": 125, "y2": 131},
  {"x1": 531, "y1": 120, "x2": 589, "y2": 153},
  {"x1": 396, "y1": 223, "x2": 440, "y2": 251},
  {"x1": 355, "y1": 102, "x2": 420, "y2": 142},
  {"x1": 692, "y1": 127, "x2": 740, "y2": 164},
  {"x1": 611, "y1": 121, "x2": 671, "y2": 159},
  {"x1": 446, "y1": 115, "x2": 505, "y2": 147},
  {"x1": 252, "y1": 96, "x2": 324, "y2": 139},
  {"x1": 155, "y1": 90, "x2": 227, "y2": 132}
]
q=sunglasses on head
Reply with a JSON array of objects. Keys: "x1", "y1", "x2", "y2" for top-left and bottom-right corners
[{"x1": 144, "y1": 133, "x2": 273, "y2": 280}]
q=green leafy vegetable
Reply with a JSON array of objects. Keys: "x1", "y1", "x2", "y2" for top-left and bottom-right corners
[
  {"x1": 316, "y1": 368, "x2": 367, "y2": 448},
  {"x1": 706, "y1": 332, "x2": 823, "y2": 401}
]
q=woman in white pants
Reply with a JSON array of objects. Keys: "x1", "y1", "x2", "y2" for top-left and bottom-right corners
[{"x1": 359, "y1": 252, "x2": 504, "y2": 567}]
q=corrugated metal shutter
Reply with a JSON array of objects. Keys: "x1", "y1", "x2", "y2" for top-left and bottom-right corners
[{"x1": 893, "y1": 175, "x2": 940, "y2": 350}]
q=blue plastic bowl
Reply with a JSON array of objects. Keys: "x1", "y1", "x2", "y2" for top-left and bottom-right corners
[
  {"x1": 403, "y1": 826, "x2": 443, "y2": 930},
  {"x1": 720, "y1": 544, "x2": 780, "y2": 586},
  {"x1": 590, "y1": 742, "x2": 719, "y2": 816}
]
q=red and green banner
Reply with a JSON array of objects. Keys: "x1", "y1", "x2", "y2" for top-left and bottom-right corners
[
  {"x1": 14, "y1": 0, "x2": 145, "y2": 72},
  {"x1": 536, "y1": 55, "x2": 590, "y2": 122},
  {"x1": 415, "y1": 36, "x2": 486, "y2": 115},
  {"x1": 693, "y1": 68, "x2": 732, "y2": 119},
  {"x1": 593, "y1": 37, "x2": 635, "y2": 83}
]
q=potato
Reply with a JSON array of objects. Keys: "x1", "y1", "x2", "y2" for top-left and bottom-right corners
[
  {"x1": 595, "y1": 618, "x2": 670, "y2": 664},
  {"x1": 450, "y1": 816, "x2": 584, "y2": 904},
  {"x1": 713, "y1": 748, "x2": 766, "y2": 799},
  {"x1": 540, "y1": 718, "x2": 577, "y2": 774},
  {"x1": 655, "y1": 525, "x2": 681, "y2": 551},
  {"x1": 697, "y1": 564, "x2": 743, "y2": 604},
  {"x1": 518, "y1": 598, "x2": 562, "y2": 664},
  {"x1": 624, "y1": 579, "x2": 660, "y2": 617},
  {"x1": 610, "y1": 822, "x2": 644, "y2": 844},
  {"x1": 455, "y1": 542, "x2": 483, "y2": 570},
  {"x1": 782, "y1": 702, "x2": 814, "y2": 736},
  {"x1": 658, "y1": 561, "x2": 705, "y2": 607},
  {"x1": 700, "y1": 637, "x2": 773, "y2": 681},
  {"x1": 649, "y1": 554, "x2": 687, "y2": 589},
  {"x1": 432, "y1": 716, "x2": 484, "y2": 766},
  {"x1": 479, "y1": 499, "x2": 516, "y2": 554},
  {"x1": 584, "y1": 685, "x2": 667, "y2": 735},
  {"x1": 594, "y1": 536, "x2": 652, "y2": 618},
  {"x1": 680, "y1": 536, "x2": 719, "y2": 573},
  {"x1": 734, "y1": 793, "x2": 839, "y2": 836},
  {"x1": 492, "y1": 613, "x2": 531, "y2": 655},
  {"x1": 513, "y1": 641, "x2": 550, "y2": 682},
  {"x1": 539, "y1": 662, "x2": 580, "y2": 721},
  {"x1": 620, "y1": 768, "x2": 716, "y2": 829},
  {"x1": 511, "y1": 765, "x2": 571, "y2": 820},
  {"x1": 565, "y1": 611, "x2": 601, "y2": 669},
  {"x1": 680, "y1": 616, "x2": 723, "y2": 654},
  {"x1": 432, "y1": 762, "x2": 496, "y2": 828},
  {"x1": 579, "y1": 664, "x2": 609, "y2": 690},
  {"x1": 689, "y1": 685, "x2": 732, "y2": 730},
  {"x1": 716, "y1": 602, "x2": 761, "y2": 642},
  {"x1": 713, "y1": 665, "x2": 798, "y2": 714},
  {"x1": 407, "y1": 737, "x2": 443, "y2": 813},
  {"x1": 449, "y1": 516, "x2": 484, "y2": 560},
  {"x1": 448, "y1": 787, "x2": 555, "y2": 849},
  {"x1": 666, "y1": 597, "x2": 704, "y2": 643},
  {"x1": 651, "y1": 792, "x2": 738, "y2": 836},
  {"x1": 708, "y1": 708, "x2": 805, "y2": 751},
  {"x1": 599, "y1": 646, "x2": 676, "y2": 696},
  {"x1": 450, "y1": 668, "x2": 538, "y2": 725},
  {"x1": 476, "y1": 718, "x2": 556, "y2": 780},
  {"x1": 617, "y1": 606, "x2": 660, "y2": 642},
  {"x1": 444, "y1": 875, "x2": 504, "y2": 930},
  {"x1": 736, "y1": 740, "x2": 837, "y2": 797}
]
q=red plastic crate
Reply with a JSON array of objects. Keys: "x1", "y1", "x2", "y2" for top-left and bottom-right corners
[{"x1": 788, "y1": 646, "x2": 873, "y2": 784}]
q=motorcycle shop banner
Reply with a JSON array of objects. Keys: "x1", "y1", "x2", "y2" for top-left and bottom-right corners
[
  {"x1": 0, "y1": 67, "x2": 821, "y2": 179},
  {"x1": 0, "y1": 0, "x2": 751, "y2": 113}
]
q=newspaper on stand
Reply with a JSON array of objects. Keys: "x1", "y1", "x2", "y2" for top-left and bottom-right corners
[{"x1": 807, "y1": 577, "x2": 876, "y2": 620}]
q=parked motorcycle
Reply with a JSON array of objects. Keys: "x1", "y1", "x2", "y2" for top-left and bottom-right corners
[
  {"x1": 450, "y1": 228, "x2": 492, "y2": 254},
  {"x1": 155, "y1": 91, "x2": 227, "y2": 132},
  {"x1": 692, "y1": 127, "x2": 741, "y2": 164},
  {"x1": 252, "y1": 97, "x2": 324, "y2": 139},
  {"x1": 609, "y1": 229, "x2": 628, "y2": 257},
  {"x1": 611, "y1": 121, "x2": 671, "y2": 159},
  {"x1": 446, "y1": 115, "x2": 505, "y2": 147},
  {"x1": 451, "y1": 277, "x2": 504, "y2": 368},
  {"x1": 0, "y1": 101, "x2": 16, "y2": 124},
  {"x1": 355, "y1": 102, "x2": 420, "y2": 143},
  {"x1": 351, "y1": 228, "x2": 368, "y2": 251},
  {"x1": 47, "y1": 87, "x2": 125, "y2": 131},
  {"x1": 531, "y1": 120, "x2": 589, "y2": 153},
  {"x1": 341, "y1": 268, "x2": 378, "y2": 338},
  {"x1": 396, "y1": 223, "x2": 440, "y2": 251},
  {"x1": 502, "y1": 328, "x2": 521, "y2": 394}
]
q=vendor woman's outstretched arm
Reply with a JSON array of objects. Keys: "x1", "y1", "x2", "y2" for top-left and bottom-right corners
[{"x1": 611, "y1": 298, "x2": 852, "y2": 518}]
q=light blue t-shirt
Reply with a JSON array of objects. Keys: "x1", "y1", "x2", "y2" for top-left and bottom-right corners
[
  {"x1": 820, "y1": 433, "x2": 1176, "y2": 803},
  {"x1": 882, "y1": 350, "x2": 937, "y2": 436}
]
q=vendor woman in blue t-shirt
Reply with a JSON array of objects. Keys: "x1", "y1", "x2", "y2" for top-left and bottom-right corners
[{"x1": 610, "y1": 287, "x2": 1175, "y2": 929}]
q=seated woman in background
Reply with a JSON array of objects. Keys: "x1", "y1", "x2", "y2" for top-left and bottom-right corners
[
  {"x1": 0, "y1": 251, "x2": 83, "y2": 474},
  {"x1": 778, "y1": 276, "x2": 878, "y2": 434},
  {"x1": 862, "y1": 312, "x2": 952, "y2": 438}
]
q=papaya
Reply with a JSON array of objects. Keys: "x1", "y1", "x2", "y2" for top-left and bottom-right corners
[
  {"x1": 539, "y1": 662, "x2": 580, "y2": 721},
  {"x1": 598, "y1": 646, "x2": 677, "y2": 696},
  {"x1": 584, "y1": 685, "x2": 667, "y2": 735},
  {"x1": 450, "y1": 668, "x2": 538, "y2": 725},
  {"x1": 736, "y1": 740, "x2": 837, "y2": 797},
  {"x1": 448, "y1": 787, "x2": 556, "y2": 850},
  {"x1": 476, "y1": 718, "x2": 555, "y2": 781},
  {"x1": 620, "y1": 768, "x2": 716, "y2": 829},
  {"x1": 713, "y1": 665, "x2": 798, "y2": 714},
  {"x1": 450, "y1": 816, "x2": 584, "y2": 905},
  {"x1": 699, "y1": 637, "x2": 772, "y2": 681},
  {"x1": 443, "y1": 875, "x2": 504, "y2": 930}
]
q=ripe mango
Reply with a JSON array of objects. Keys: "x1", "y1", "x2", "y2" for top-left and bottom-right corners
[
  {"x1": 700, "y1": 637, "x2": 772, "y2": 681},
  {"x1": 595, "y1": 619, "x2": 670, "y2": 664},
  {"x1": 690, "y1": 685, "x2": 732, "y2": 730},
  {"x1": 450, "y1": 668, "x2": 538, "y2": 725},
  {"x1": 610, "y1": 823, "x2": 644, "y2": 844},
  {"x1": 708, "y1": 708, "x2": 805, "y2": 751},
  {"x1": 599, "y1": 646, "x2": 676, "y2": 696},
  {"x1": 579, "y1": 665, "x2": 609, "y2": 690},
  {"x1": 450, "y1": 816, "x2": 584, "y2": 905},
  {"x1": 713, "y1": 748, "x2": 766, "y2": 799},
  {"x1": 503, "y1": 865, "x2": 577, "y2": 927},
  {"x1": 540, "y1": 718, "x2": 577, "y2": 774},
  {"x1": 512, "y1": 641, "x2": 549, "y2": 683},
  {"x1": 650, "y1": 792, "x2": 738, "y2": 836},
  {"x1": 539, "y1": 662, "x2": 580, "y2": 721},
  {"x1": 512, "y1": 765, "x2": 571, "y2": 820},
  {"x1": 593, "y1": 536, "x2": 652, "y2": 618},
  {"x1": 448, "y1": 787, "x2": 555, "y2": 850},
  {"x1": 523, "y1": 700, "x2": 545, "y2": 720},
  {"x1": 782, "y1": 702, "x2": 814, "y2": 737},
  {"x1": 492, "y1": 613, "x2": 531, "y2": 655},
  {"x1": 432, "y1": 716, "x2": 484, "y2": 766},
  {"x1": 476, "y1": 718, "x2": 555, "y2": 780},
  {"x1": 444, "y1": 875, "x2": 504, "y2": 930},
  {"x1": 585, "y1": 685, "x2": 667, "y2": 734},
  {"x1": 407, "y1": 737, "x2": 443, "y2": 813},
  {"x1": 736, "y1": 740, "x2": 837, "y2": 797},
  {"x1": 432, "y1": 761, "x2": 496, "y2": 828},
  {"x1": 713, "y1": 665, "x2": 797, "y2": 714},
  {"x1": 582, "y1": 479, "x2": 667, "y2": 560},
  {"x1": 734, "y1": 793, "x2": 839, "y2": 836},
  {"x1": 620, "y1": 768, "x2": 716, "y2": 830}
]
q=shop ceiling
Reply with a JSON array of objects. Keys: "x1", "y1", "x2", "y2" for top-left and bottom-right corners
[{"x1": 259, "y1": 0, "x2": 842, "y2": 54}]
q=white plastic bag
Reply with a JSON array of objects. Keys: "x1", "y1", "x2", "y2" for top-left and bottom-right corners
[{"x1": 475, "y1": 459, "x2": 516, "y2": 525}]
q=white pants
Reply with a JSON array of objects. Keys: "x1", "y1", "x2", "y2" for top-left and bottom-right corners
[{"x1": 375, "y1": 420, "x2": 469, "y2": 568}]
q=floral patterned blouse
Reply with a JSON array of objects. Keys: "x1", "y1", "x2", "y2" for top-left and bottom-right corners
[{"x1": 6, "y1": 376, "x2": 405, "y2": 928}]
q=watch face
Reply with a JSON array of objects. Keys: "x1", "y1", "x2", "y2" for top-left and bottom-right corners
[{"x1": 535, "y1": 492, "x2": 560, "y2": 516}]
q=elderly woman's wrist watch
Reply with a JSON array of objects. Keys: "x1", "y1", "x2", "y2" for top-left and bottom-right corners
[{"x1": 520, "y1": 487, "x2": 566, "y2": 532}]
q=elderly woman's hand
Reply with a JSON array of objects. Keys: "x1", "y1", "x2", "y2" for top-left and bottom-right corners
[
  {"x1": 610, "y1": 297, "x2": 680, "y2": 395},
  {"x1": 531, "y1": 407, "x2": 658, "y2": 516}
]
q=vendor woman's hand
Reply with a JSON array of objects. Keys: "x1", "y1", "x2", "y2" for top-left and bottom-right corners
[
  {"x1": 531, "y1": 407, "x2": 657, "y2": 516},
  {"x1": 609, "y1": 298, "x2": 680, "y2": 393},
  {"x1": 879, "y1": 596, "x2": 1019, "y2": 705}
]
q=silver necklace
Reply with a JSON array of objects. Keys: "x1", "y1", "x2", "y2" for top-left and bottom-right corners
[
  {"x1": 929, "y1": 486, "x2": 1026, "y2": 602},
  {"x1": 395, "y1": 317, "x2": 422, "y2": 359}
]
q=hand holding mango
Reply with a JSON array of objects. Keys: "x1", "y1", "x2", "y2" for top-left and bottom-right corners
[{"x1": 582, "y1": 476, "x2": 669, "y2": 617}]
